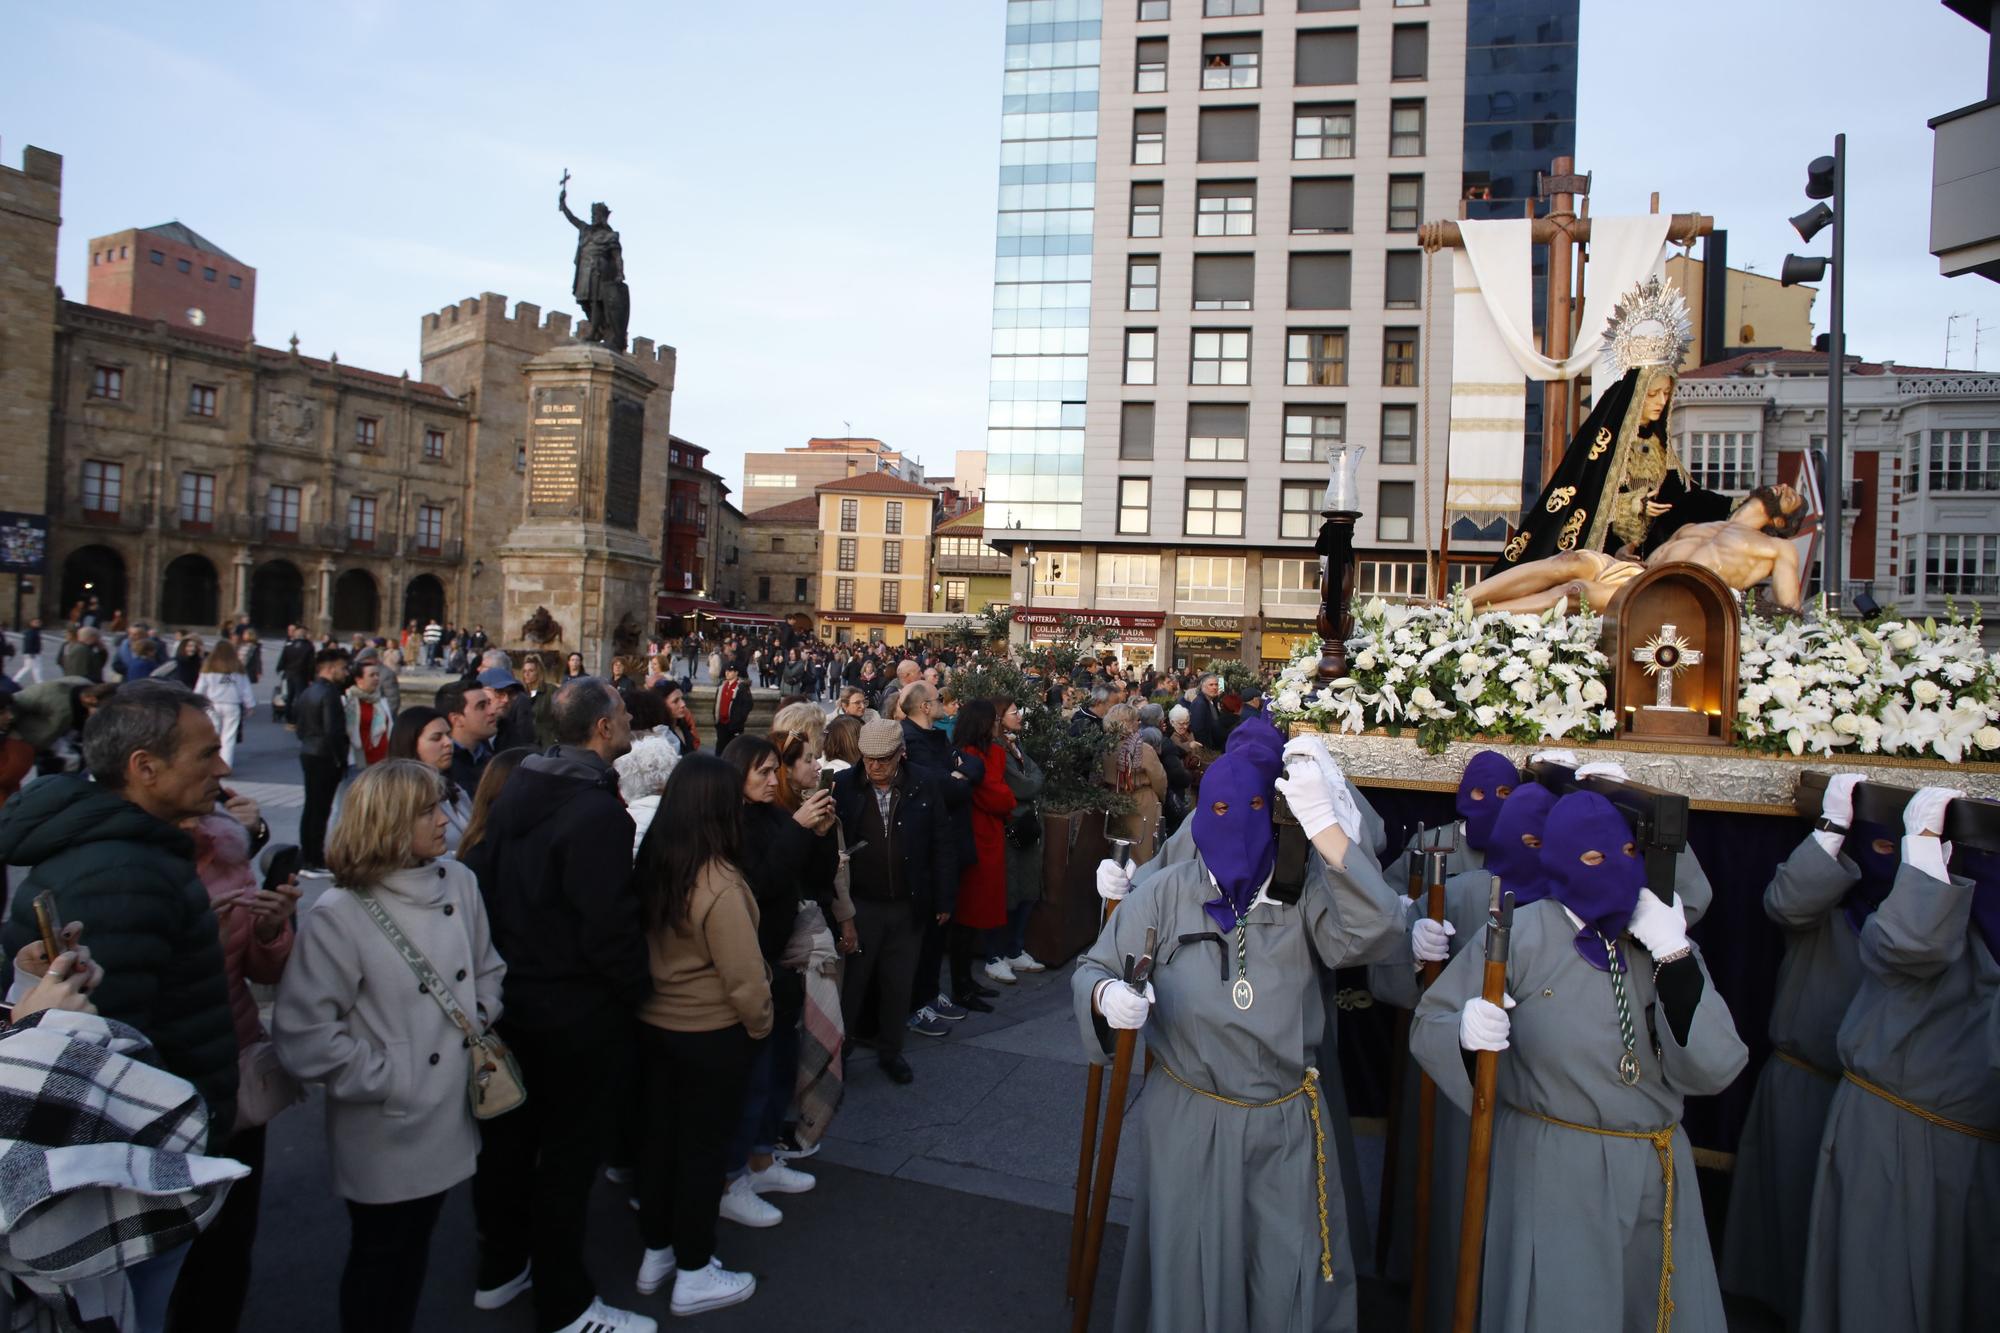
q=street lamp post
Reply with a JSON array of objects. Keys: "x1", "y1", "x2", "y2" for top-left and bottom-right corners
[
  {"x1": 1315, "y1": 446, "x2": 1367, "y2": 682},
  {"x1": 1783, "y1": 135, "x2": 1846, "y2": 605}
]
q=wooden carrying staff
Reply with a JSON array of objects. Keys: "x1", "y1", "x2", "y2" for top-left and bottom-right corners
[
  {"x1": 1451, "y1": 879, "x2": 1516, "y2": 1333},
  {"x1": 1373, "y1": 822, "x2": 1428, "y2": 1276},
  {"x1": 1405, "y1": 833, "x2": 1457, "y2": 1333},
  {"x1": 1793, "y1": 771, "x2": 2000, "y2": 851},
  {"x1": 1071, "y1": 925, "x2": 1155, "y2": 1333},
  {"x1": 1066, "y1": 837, "x2": 1137, "y2": 1309}
]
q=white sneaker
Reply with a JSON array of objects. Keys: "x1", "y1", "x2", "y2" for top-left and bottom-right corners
[
  {"x1": 717, "y1": 1173, "x2": 782, "y2": 1227},
  {"x1": 983, "y1": 957, "x2": 1018, "y2": 985},
  {"x1": 670, "y1": 1258, "x2": 757, "y2": 1317},
  {"x1": 635, "y1": 1246, "x2": 676, "y2": 1295},
  {"x1": 472, "y1": 1262, "x2": 531, "y2": 1311},
  {"x1": 747, "y1": 1161, "x2": 816, "y2": 1195},
  {"x1": 550, "y1": 1295, "x2": 657, "y2": 1332},
  {"x1": 1007, "y1": 951, "x2": 1047, "y2": 973}
]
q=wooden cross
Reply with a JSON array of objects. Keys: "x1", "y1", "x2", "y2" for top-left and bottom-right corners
[{"x1": 1636, "y1": 623, "x2": 1702, "y2": 710}]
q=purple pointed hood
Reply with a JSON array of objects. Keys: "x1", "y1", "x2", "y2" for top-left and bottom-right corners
[
  {"x1": 1484, "y1": 782, "x2": 1557, "y2": 905},
  {"x1": 1456, "y1": 750, "x2": 1517, "y2": 851},
  {"x1": 1839, "y1": 819, "x2": 1900, "y2": 935},
  {"x1": 1193, "y1": 747, "x2": 1279, "y2": 932},
  {"x1": 1540, "y1": 791, "x2": 1646, "y2": 970}
]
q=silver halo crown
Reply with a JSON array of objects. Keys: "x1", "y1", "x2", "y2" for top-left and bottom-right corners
[{"x1": 1601, "y1": 276, "x2": 1694, "y2": 380}]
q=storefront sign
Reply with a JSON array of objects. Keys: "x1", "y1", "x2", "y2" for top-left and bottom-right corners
[
  {"x1": 1263, "y1": 618, "x2": 1318, "y2": 634},
  {"x1": 1175, "y1": 614, "x2": 1243, "y2": 633},
  {"x1": 1009, "y1": 606, "x2": 1165, "y2": 630},
  {"x1": 1174, "y1": 633, "x2": 1242, "y2": 649},
  {"x1": 819, "y1": 612, "x2": 907, "y2": 625}
]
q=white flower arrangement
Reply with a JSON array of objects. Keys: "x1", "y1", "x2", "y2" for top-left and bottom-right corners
[
  {"x1": 1736, "y1": 603, "x2": 2000, "y2": 762},
  {"x1": 1268, "y1": 593, "x2": 1617, "y2": 754}
]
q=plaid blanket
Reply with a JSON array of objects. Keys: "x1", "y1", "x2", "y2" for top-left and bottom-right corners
[
  {"x1": 0, "y1": 1011, "x2": 248, "y2": 1332},
  {"x1": 778, "y1": 904, "x2": 843, "y2": 1148}
]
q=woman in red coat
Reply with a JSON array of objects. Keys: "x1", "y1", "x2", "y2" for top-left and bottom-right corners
[{"x1": 951, "y1": 699, "x2": 1016, "y2": 1009}]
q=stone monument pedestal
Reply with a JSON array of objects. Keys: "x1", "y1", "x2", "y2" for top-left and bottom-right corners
[{"x1": 499, "y1": 343, "x2": 660, "y2": 671}]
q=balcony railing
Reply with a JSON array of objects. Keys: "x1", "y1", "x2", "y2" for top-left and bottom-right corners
[
  {"x1": 63, "y1": 500, "x2": 151, "y2": 532},
  {"x1": 936, "y1": 553, "x2": 1009, "y2": 575},
  {"x1": 402, "y1": 537, "x2": 463, "y2": 562}
]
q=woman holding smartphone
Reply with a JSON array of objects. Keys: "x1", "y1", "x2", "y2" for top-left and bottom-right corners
[{"x1": 272, "y1": 760, "x2": 506, "y2": 1333}]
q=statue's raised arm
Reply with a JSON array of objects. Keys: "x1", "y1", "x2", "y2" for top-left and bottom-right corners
[{"x1": 558, "y1": 173, "x2": 585, "y2": 232}]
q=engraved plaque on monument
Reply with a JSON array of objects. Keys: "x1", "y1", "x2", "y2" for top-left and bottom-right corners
[
  {"x1": 529, "y1": 385, "x2": 585, "y2": 517},
  {"x1": 606, "y1": 396, "x2": 644, "y2": 531}
]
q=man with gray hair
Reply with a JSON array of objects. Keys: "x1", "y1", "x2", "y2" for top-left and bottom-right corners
[
  {"x1": 1070, "y1": 682, "x2": 1115, "y2": 737},
  {"x1": 0, "y1": 680, "x2": 239, "y2": 1139}
]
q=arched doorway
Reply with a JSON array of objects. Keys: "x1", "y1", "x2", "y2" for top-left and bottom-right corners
[
  {"x1": 250, "y1": 560, "x2": 305, "y2": 636},
  {"x1": 159, "y1": 553, "x2": 220, "y2": 629},
  {"x1": 59, "y1": 545, "x2": 126, "y2": 623},
  {"x1": 402, "y1": 574, "x2": 446, "y2": 628},
  {"x1": 331, "y1": 569, "x2": 379, "y2": 636}
]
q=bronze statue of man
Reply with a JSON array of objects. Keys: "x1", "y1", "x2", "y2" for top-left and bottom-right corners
[{"x1": 558, "y1": 171, "x2": 630, "y2": 352}]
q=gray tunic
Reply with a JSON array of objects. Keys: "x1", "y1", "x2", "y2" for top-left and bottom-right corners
[
  {"x1": 1718, "y1": 836, "x2": 1859, "y2": 1327},
  {"x1": 1411, "y1": 899, "x2": 1747, "y2": 1333},
  {"x1": 1072, "y1": 846, "x2": 1403, "y2": 1332},
  {"x1": 1798, "y1": 863, "x2": 2000, "y2": 1332},
  {"x1": 1135, "y1": 780, "x2": 1387, "y2": 894}
]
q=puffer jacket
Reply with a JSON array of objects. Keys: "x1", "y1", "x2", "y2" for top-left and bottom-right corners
[{"x1": 0, "y1": 775, "x2": 239, "y2": 1140}]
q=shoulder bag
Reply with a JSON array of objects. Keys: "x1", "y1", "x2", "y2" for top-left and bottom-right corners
[{"x1": 354, "y1": 891, "x2": 525, "y2": 1120}]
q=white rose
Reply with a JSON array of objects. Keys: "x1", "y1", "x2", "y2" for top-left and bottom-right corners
[
  {"x1": 1528, "y1": 647, "x2": 1553, "y2": 668},
  {"x1": 1354, "y1": 648, "x2": 1377, "y2": 670},
  {"x1": 1910, "y1": 679, "x2": 1943, "y2": 705},
  {"x1": 1410, "y1": 686, "x2": 1439, "y2": 711},
  {"x1": 1582, "y1": 678, "x2": 1608, "y2": 706},
  {"x1": 1473, "y1": 704, "x2": 1500, "y2": 729},
  {"x1": 1889, "y1": 628, "x2": 1920, "y2": 652},
  {"x1": 1977, "y1": 726, "x2": 2000, "y2": 751},
  {"x1": 1832, "y1": 713, "x2": 1862, "y2": 735}
]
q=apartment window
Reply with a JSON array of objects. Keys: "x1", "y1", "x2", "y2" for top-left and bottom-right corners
[
  {"x1": 1192, "y1": 254, "x2": 1254, "y2": 310},
  {"x1": 1686, "y1": 432, "x2": 1759, "y2": 493},
  {"x1": 885, "y1": 501, "x2": 903, "y2": 534},
  {"x1": 1388, "y1": 175, "x2": 1423, "y2": 231},
  {"x1": 188, "y1": 383, "x2": 218, "y2": 418},
  {"x1": 794, "y1": 576, "x2": 809, "y2": 602},
  {"x1": 944, "y1": 579, "x2": 969, "y2": 613},
  {"x1": 758, "y1": 575, "x2": 773, "y2": 602},
  {"x1": 1391, "y1": 24, "x2": 1429, "y2": 80},
  {"x1": 424, "y1": 428, "x2": 446, "y2": 460},
  {"x1": 354, "y1": 416, "x2": 379, "y2": 449},
  {"x1": 1288, "y1": 252, "x2": 1351, "y2": 309},
  {"x1": 1385, "y1": 252, "x2": 1423, "y2": 309},
  {"x1": 840, "y1": 498, "x2": 858, "y2": 531},
  {"x1": 149, "y1": 249, "x2": 164, "y2": 265},
  {"x1": 1188, "y1": 403, "x2": 1249, "y2": 461},
  {"x1": 1920, "y1": 428, "x2": 2000, "y2": 491},
  {"x1": 1097, "y1": 552, "x2": 1162, "y2": 601},
  {"x1": 1197, "y1": 107, "x2": 1259, "y2": 162},
  {"x1": 1384, "y1": 327, "x2": 1420, "y2": 386},
  {"x1": 1378, "y1": 480, "x2": 1415, "y2": 542},
  {"x1": 1127, "y1": 255, "x2": 1160, "y2": 311},
  {"x1": 517, "y1": 445, "x2": 526, "y2": 472},
  {"x1": 1034, "y1": 551, "x2": 1082, "y2": 599},
  {"x1": 747, "y1": 472, "x2": 799, "y2": 488},
  {"x1": 1118, "y1": 478, "x2": 1152, "y2": 534},
  {"x1": 1302, "y1": 0, "x2": 1361, "y2": 9},
  {"x1": 1185, "y1": 482, "x2": 1246, "y2": 537},
  {"x1": 1294, "y1": 103, "x2": 1355, "y2": 159},
  {"x1": 882, "y1": 540, "x2": 902, "y2": 574},
  {"x1": 1280, "y1": 483, "x2": 1320, "y2": 539},
  {"x1": 1390, "y1": 100, "x2": 1426, "y2": 156},
  {"x1": 1136, "y1": 37, "x2": 1168, "y2": 92},
  {"x1": 1203, "y1": 0, "x2": 1260, "y2": 13},
  {"x1": 176, "y1": 258, "x2": 191, "y2": 273},
  {"x1": 1923, "y1": 533, "x2": 2000, "y2": 596},
  {"x1": 771, "y1": 537, "x2": 786, "y2": 552},
  {"x1": 346, "y1": 495, "x2": 378, "y2": 547},
  {"x1": 1286, "y1": 329, "x2": 1348, "y2": 386},
  {"x1": 81, "y1": 461, "x2": 122, "y2": 518},
  {"x1": 1139, "y1": 0, "x2": 1169, "y2": 17},
  {"x1": 1285, "y1": 406, "x2": 1345, "y2": 461},
  {"x1": 838, "y1": 537, "x2": 858, "y2": 571},
  {"x1": 1131, "y1": 182, "x2": 1164, "y2": 237},
  {"x1": 1125, "y1": 329, "x2": 1159, "y2": 385},
  {"x1": 89, "y1": 365, "x2": 123, "y2": 400},
  {"x1": 1357, "y1": 558, "x2": 1430, "y2": 600},
  {"x1": 228, "y1": 274, "x2": 242, "y2": 289},
  {"x1": 1382, "y1": 405, "x2": 1417, "y2": 464},
  {"x1": 1265, "y1": 557, "x2": 1321, "y2": 609},
  {"x1": 1190, "y1": 329, "x2": 1251, "y2": 385},
  {"x1": 416, "y1": 504, "x2": 444, "y2": 554},
  {"x1": 1133, "y1": 110, "x2": 1166, "y2": 165},
  {"x1": 1200, "y1": 35, "x2": 1261, "y2": 90},
  {"x1": 1175, "y1": 555, "x2": 1246, "y2": 605},
  {"x1": 1296, "y1": 29, "x2": 1358, "y2": 85},
  {"x1": 1120, "y1": 402, "x2": 1156, "y2": 460},
  {"x1": 1195, "y1": 180, "x2": 1256, "y2": 236},
  {"x1": 178, "y1": 471, "x2": 215, "y2": 530},
  {"x1": 201, "y1": 266, "x2": 216, "y2": 282},
  {"x1": 836, "y1": 578, "x2": 856, "y2": 611},
  {"x1": 266, "y1": 484, "x2": 300, "y2": 538},
  {"x1": 1291, "y1": 177, "x2": 1353, "y2": 234}
]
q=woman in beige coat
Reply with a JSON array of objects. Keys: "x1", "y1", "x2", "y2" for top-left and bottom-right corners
[
  {"x1": 1101, "y1": 703, "x2": 1168, "y2": 864},
  {"x1": 273, "y1": 759, "x2": 506, "y2": 1333}
]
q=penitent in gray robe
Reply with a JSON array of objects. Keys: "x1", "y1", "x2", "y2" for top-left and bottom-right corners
[
  {"x1": 1384, "y1": 821, "x2": 1484, "y2": 899},
  {"x1": 1797, "y1": 862, "x2": 2000, "y2": 1332},
  {"x1": 1410, "y1": 899, "x2": 1747, "y2": 1333},
  {"x1": 1718, "y1": 836, "x2": 1860, "y2": 1328},
  {"x1": 1072, "y1": 845, "x2": 1402, "y2": 1332},
  {"x1": 1134, "y1": 780, "x2": 1388, "y2": 894}
]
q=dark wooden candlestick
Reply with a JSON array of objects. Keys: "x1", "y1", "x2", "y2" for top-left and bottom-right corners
[{"x1": 1315, "y1": 511, "x2": 1360, "y2": 682}]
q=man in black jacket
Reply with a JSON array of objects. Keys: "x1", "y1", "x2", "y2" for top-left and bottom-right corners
[
  {"x1": 712, "y1": 662, "x2": 752, "y2": 752},
  {"x1": 834, "y1": 718, "x2": 954, "y2": 1085},
  {"x1": 291, "y1": 647, "x2": 349, "y2": 869},
  {"x1": 273, "y1": 624, "x2": 315, "y2": 722},
  {"x1": 461, "y1": 677, "x2": 652, "y2": 1331},
  {"x1": 1187, "y1": 672, "x2": 1229, "y2": 749},
  {"x1": 437, "y1": 678, "x2": 500, "y2": 796}
]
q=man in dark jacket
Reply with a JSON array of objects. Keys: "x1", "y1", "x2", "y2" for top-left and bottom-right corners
[
  {"x1": 0, "y1": 680, "x2": 238, "y2": 1140},
  {"x1": 437, "y1": 678, "x2": 500, "y2": 796},
  {"x1": 712, "y1": 662, "x2": 752, "y2": 752},
  {"x1": 1187, "y1": 672, "x2": 1229, "y2": 749},
  {"x1": 291, "y1": 646, "x2": 349, "y2": 869},
  {"x1": 1070, "y1": 683, "x2": 1113, "y2": 737},
  {"x1": 461, "y1": 677, "x2": 652, "y2": 1331},
  {"x1": 896, "y1": 683, "x2": 986, "y2": 1027},
  {"x1": 834, "y1": 718, "x2": 954, "y2": 1085},
  {"x1": 273, "y1": 624, "x2": 315, "y2": 720}
]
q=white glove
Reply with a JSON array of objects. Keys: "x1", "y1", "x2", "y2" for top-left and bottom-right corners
[
  {"x1": 1276, "y1": 770, "x2": 1361, "y2": 842},
  {"x1": 1574, "y1": 761, "x2": 1630, "y2": 782},
  {"x1": 1096, "y1": 858, "x2": 1134, "y2": 902},
  {"x1": 1902, "y1": 786, "x2": 1962, "y2": 882},
  {"x1": 1459, "y1": 994, "x2": 1517, "y2": 1051},
  {"x1": 1529, "y1": 748, "x2": 1578, "y2": 767},
  {"x1": 1095, "y1": 979, "x2": 1155, "y2": 1030},
  {"x1": 1626, "y1": 891, "x2": 1690, "y2": 959},
  {"x1": 1813, "y1": 772, "x2": 1865, "y2": 857},
  {"x1": 1411, "y1": 916, "x2": 1456, "y2": 963}
]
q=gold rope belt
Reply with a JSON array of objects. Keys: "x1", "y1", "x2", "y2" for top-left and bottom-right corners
[
  {"x1": 1774, "y1": 1048, "x2": 1838, "y2": 1082},
  {"x1": 1842, "y1": 1070, "x2": 2000, "y2": 1143},
  {"x1": 1154, "y1": 1060, "x2": 1333, "y2": 1283},
  {"x1": 1511, "y1": 1106, "x2": 1678, "y2": 1333}
]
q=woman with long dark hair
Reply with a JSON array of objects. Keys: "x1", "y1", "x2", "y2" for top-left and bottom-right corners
[
  {"x1": 629, "y1": 754, "x2": 766, "y2": 1316},
  {"x1": 454, "y1": 747, "x2": 532, "y2": 861},
  {"x1": 950, "y1": 700, "x2": 1015, "y2": 996},
  {"x1": 659, "y1": 681, "x2": 701, "y2": 756},
  {"x1": 388, "y1": 706, "x2": 472, "y2": 853}
]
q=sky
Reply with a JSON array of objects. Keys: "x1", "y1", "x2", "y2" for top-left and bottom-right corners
[{"x1": 6, "y1": 1, "x2": 1996, "y2": 499}]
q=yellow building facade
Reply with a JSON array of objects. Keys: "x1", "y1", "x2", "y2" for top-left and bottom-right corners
[{"x1": 814, "y1": 473, "x2": 938, "y2": 646}]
